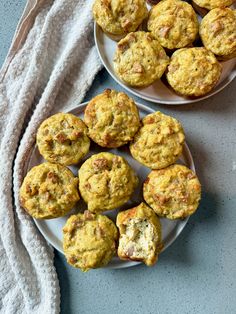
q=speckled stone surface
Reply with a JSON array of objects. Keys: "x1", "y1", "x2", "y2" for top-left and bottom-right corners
[{"x1": 1, "y1": 1, "x2": 236, "y2": 314}]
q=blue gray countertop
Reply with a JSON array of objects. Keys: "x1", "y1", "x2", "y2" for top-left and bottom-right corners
[{"x1": 1, "y1": 1, "x2": 236, "y2": 313}]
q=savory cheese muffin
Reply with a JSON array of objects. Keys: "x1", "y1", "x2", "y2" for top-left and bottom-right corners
[
  {"x1": 130, "y1": 111, "x2": 185, "y2": 169},
  {"x1": 113, "y1": 31, "x2": 169, "y2": 87},
  {"x1": 20, "y1": 162, "x2": 80, "y2": 219},
  {"x1": 78, "y1": 152, "x2": 138, "y2": 213},
  {"x1": 200, "y1": 8, "x2": 236, "y2": 60},
  {"x1": 192, "y1": 0, "x2": 234, "y2": 10},
  {"x1": 143, "y1": 164, "x2": 201, "y2": 220},
  {"x1": 166, "y1": 48, "x2": 222, "y2": 97},
  {"x1": 147, "y1": 0, "x2": 199, "y2": 49},
  {"x1": 92, "y1": 0, "x2": 148, "y2": 37},
  {"x1": 63, "y1": 211, "x2": 118, "y2": 271},
  {"x1": 116, "y1": 202, "x2": 162, "y2": 266},
  {"x1": 37, "y1": 113, "x2": 90, "y2": 166},
  {"x1": 84, "y1": 89, "x2": 140, "y2": 148}
]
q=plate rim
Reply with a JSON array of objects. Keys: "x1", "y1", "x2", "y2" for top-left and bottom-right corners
[
  {"x1": 94, "y1": 22, "x2": 236, "y2": 105},
  {"x1": 31, "y1": 101, "x2": 194, "y2": 269}
]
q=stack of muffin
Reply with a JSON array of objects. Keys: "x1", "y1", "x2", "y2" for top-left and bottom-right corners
[
  {"x1": 93, "y1": 0, "x2": 236, "y2": 97},
  {"x1": 20, "y1": 89, "x2": 201, "y2": 271}
]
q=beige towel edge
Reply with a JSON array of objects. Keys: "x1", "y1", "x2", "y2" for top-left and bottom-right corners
[{"x1": 0, "y1": 0, "x2": 46, "y2": 82}]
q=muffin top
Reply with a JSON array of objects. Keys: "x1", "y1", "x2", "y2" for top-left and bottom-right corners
[
  {"x1": 113, "y1": 31, "x2": 169, "y2": 87},
  {"x1": 117, "y1": 202, "x2": 162, "y2": 266},
  {"x1": 36, "y1": 113, "x2": 90, "y2": 166},
  {"x1": 63, "y1": 211, "x2": 118, "y2": 271},
  {"x1": 147, "y1": 0, "x2": 199, "y2": 49},
  {"x1": 84, "y1": 89, "x2": 140, "y2": 148},
  {"x1": 20, "y1": 162, "x2": 80, "y2": 219},
  {"x1": 92, "y1": 0, "x2": 148, "y2": 36},
  {"x1": 200, "y1": 8, "x2": 236, "y2": 59},
  {"x1": 130, "y1": 111, "x2": 185, "y2": 169},
  {"x1": 193, "y1": 0, "x2": 234, "y2": 10},
  {"x1": 166, "y1": 48, "x2": 222, "y2": 97},
  {"x1": 78, "y1": 152, "x2": 138, "y2": 213},
  {"x1": 143, "y1": 164, "x2": 201, "y2": 219}
]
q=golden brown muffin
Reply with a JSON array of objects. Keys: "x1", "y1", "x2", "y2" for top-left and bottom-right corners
[
  {"x1": 130, "y1": 111, "x2": 185, "y2": 169},
  {"x1": 143, "y1": 164, "x2": 201, "y2": 220},
  {"x1": 36, "y1": 113, "x2": 90, "y2": 166},
  {"x1": 166, "y1": 47, "x2": 222, "y2": 97},
  {"x1": 20, "y1": 162, "x2": 80, "y2": 219},
  {"x1": 113, "y1": 31, "x2": 169, "y2": 87},
  {"x1": 78, "y1": 152, "x2": 138, "y2": 213},
  {"x1": 192, "y1": 0, "x2": 234, "y2": 10},
  {"x1": 92, "y1": 0, "x2": 148, "y2": 37},
  {"x1": 200, "y1": 8, "x2": 236, "y2": 60},
  {"x1": 147, "y1": 0, "x2": 199, "y2": 49},
  {"x1": 116, "y1": 202, "x2": 163, "y2": 266},
  {"x1": 84, "y1": 89, "x2": 140, "y2": 148},
  {"x1": 63, "y1": 211, "x2": 118, "y2": 271}
]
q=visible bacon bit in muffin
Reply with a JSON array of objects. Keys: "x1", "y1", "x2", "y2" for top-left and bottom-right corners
[
  {"x1": 96, "y1": 226, "x2": 105, "y2": 238},
  {"x1": 154, "y1": 194, "x2": 170, "y2": 205},
  {"x1": 73, "y1": 131, "x2": 83, "y2": 138},
  {"x1": 47, "y1": 171, "x2": 59, "y2": 183},
  {"x1": 133, "y1": 62, "x2": 144, "y2": 73},
  {"x1": 26, "y1": 184, "x2": 32, "y2": 194},
  {"x1": 68, "y1": 256, "x2": 77, "y2": 264},
  {"x1": 122, "y1": 18, "x2": 132, "y2": 29},
  {"x1": 159, "y1": 26, "x2": 171, "y2": 38},
  {"x1": 93, "y1": 158, "x2": 109, "y2": 170},
  {"x1": 56, "y1": 133, "x2": 67, "y2": 144},
  {"x1": 145, "y1": 117, "x2": 155, "y2": 124},
  {"x1": 84, "y1": 210, "x2": 94, "y2": 220},
  {"x1": 118, "y1": 42, "x2": 130, "y2": 53}
]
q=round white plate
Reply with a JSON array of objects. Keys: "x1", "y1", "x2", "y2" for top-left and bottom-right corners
[
  {"x1": 94, "y1": 4, "x2": 236, "y2": 105},
  {"x1": 27, "y1": 102, "x2": 195, "y2": 269}
]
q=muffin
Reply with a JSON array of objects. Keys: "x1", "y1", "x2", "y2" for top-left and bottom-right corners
[
  {"x1": 200, "y1": 8, "x2": 236, "y2": 60},
  {"x1": 147, "y1": 0, "x2": 199, "y2": 49},
  {"x1": 166, "y1": 48, "x2": 222, "y2": 97},
  {"x1": 20, "y1": 162, "x2": 80, "y2": 219},
  {"x1": 130, "y1": 111, "x2": 185, "y2": 169},
  {"x1": 78, "y1": 152, "x2": 138, "y2": 213},
  {"x1": 92, "y1": 0, "x2": 148, "y2": 38},
  {"x1": 84, "y1": 89, "x2": 140, "y2": 148},
  {"x1": 36, "y1": 113, "x2": 90, "y2": 166},
  {"x1": 143, "y1": 164, "x2": 201, "y2": 220},
  {"x1": 116, "y1": 202, "x2": 163, "y2": 266},
  {"x1": 113, "y1": 31, "x2": 169, "y2": 87},
  {"x1": 63, "y1": 211, "x2": 118, "y2": 271},
  {"x1": 192, "y1": 0, "x2": 234, "y2": 10}
]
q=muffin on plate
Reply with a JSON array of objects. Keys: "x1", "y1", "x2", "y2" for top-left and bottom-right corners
[
  {"x1": 113, "y1": 31, "x2": 169, "y2": 87},
  {"x1": 78, "y1": 152, "x2": 138, "y2": 213},
  {"x1": 147, "y1": 0, "x2": 199, "y2": 49},
  {"x1": 92, "y1": 0, "x2": 148, "y2": 38},
  {"x1": 36, "y1": 113, "x2": 90, "y2": 166},
  {"x1": 116, "y1": 202, "x2": 163, "y2": 266},
  {"x1": 143, "y1": 164, "x2": 201, "y2": 220},
  {"x1": 20, "y1": 162, "x2": 80, "y2": 219},
  {"x1": 84, "y1": 89, "x2": 140, "y2": 148},
  {"x1": 192, "y1": 0, "x2": 234, "y2": 10},
  {"x1": 166, "y1": 47, "x2": 222, "y2": 97},
  {"x1": 63, "y1": 211, "x2": 118, "y2": 271},
  {"x1": 130, "y1": 111, "x2": 185, "y2": 169},
  {"x1": 200, "y1": 8, "x2": 236, "y2": 60}
]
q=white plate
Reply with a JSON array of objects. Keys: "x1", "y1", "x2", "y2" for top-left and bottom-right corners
[
  {"x1": 94, "y1": 4, "x2": 236, "y2": 105},
  {"x1": 27, "y1": 102, "x2": 195, "y2": 269}
]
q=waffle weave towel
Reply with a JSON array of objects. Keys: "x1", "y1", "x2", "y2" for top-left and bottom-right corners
[{"x1": 0, "y1": 0, "x2": 101, "y2": 313}]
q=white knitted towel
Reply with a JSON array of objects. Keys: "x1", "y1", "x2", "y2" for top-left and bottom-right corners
[{"x1": 0, "y1": 0, "x2": 102, "y2": 313}]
